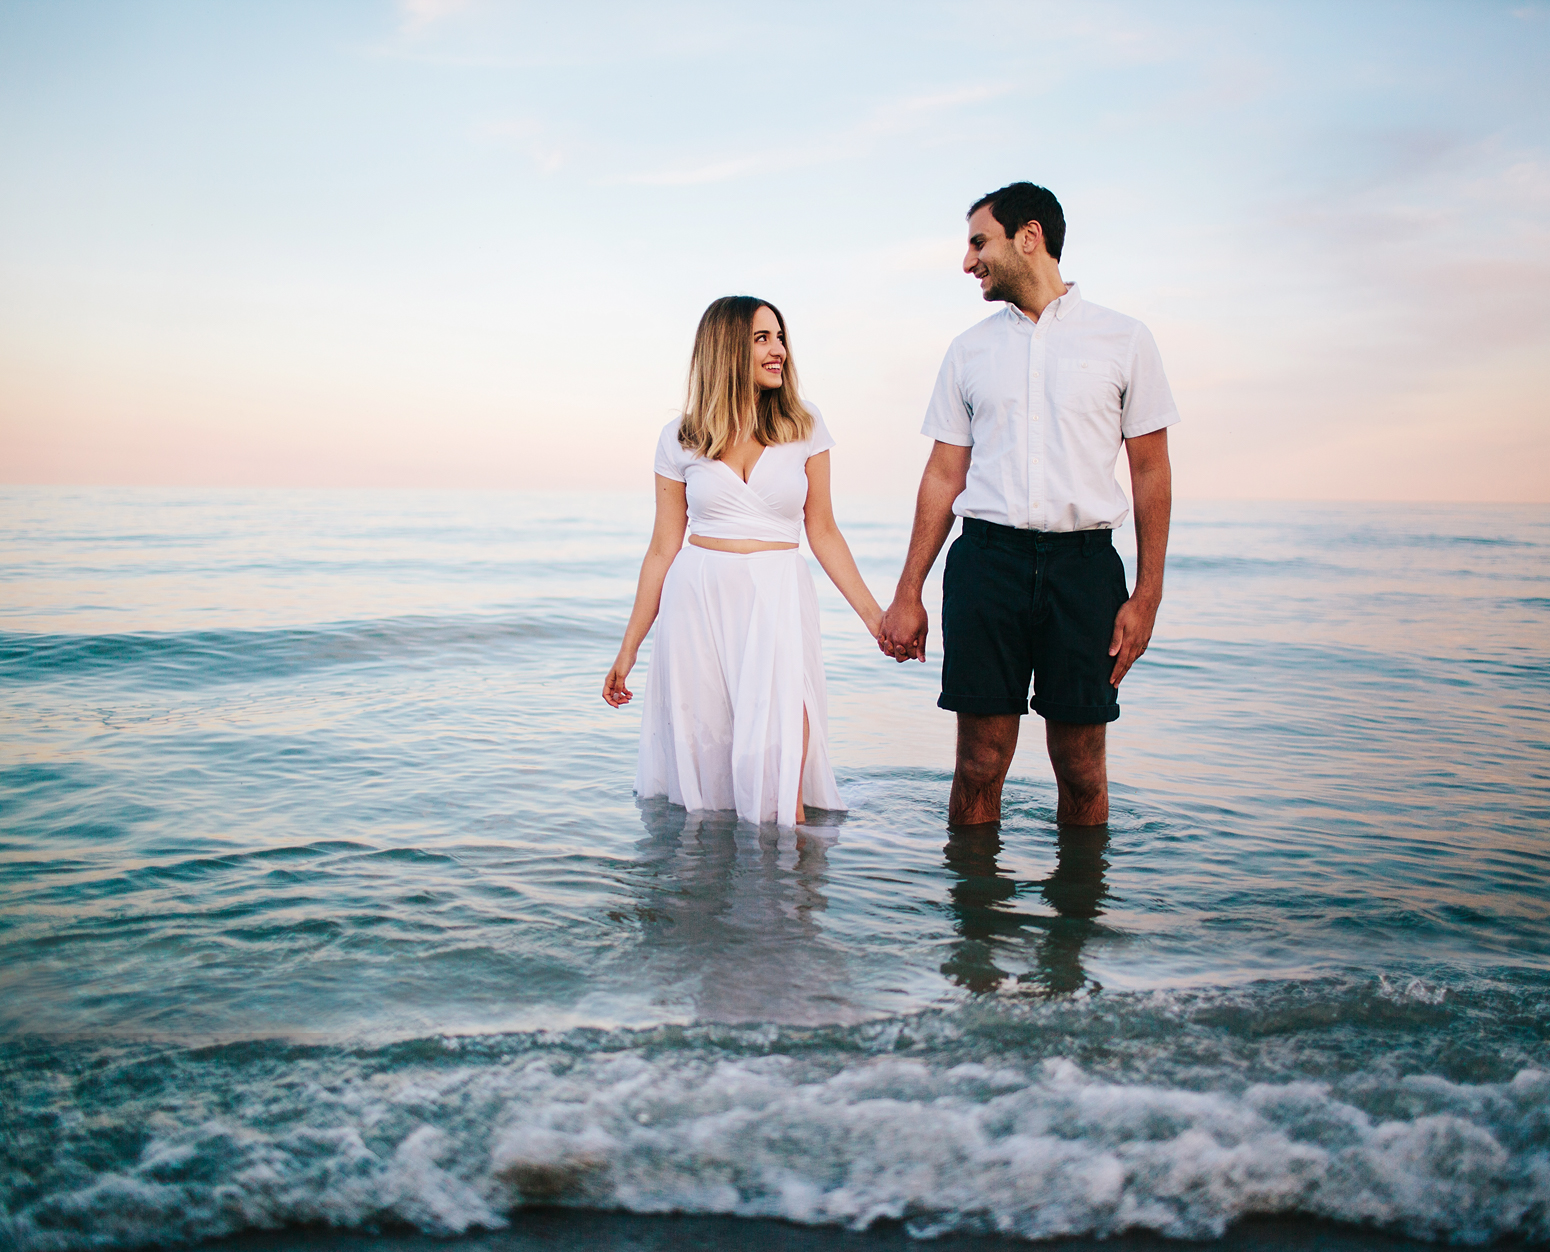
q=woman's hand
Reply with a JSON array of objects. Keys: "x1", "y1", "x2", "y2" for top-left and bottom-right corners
[
  {"x1": 863, "y1": 606, "x2": 884, "y2": 642},
  {"x1": 603, "y1": 654, "x2": 635, "y2": 707}
]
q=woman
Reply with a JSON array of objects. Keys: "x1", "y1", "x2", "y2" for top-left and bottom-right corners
[{"x1": 603, "y1": 296, "x2": 882, "y2": 826}]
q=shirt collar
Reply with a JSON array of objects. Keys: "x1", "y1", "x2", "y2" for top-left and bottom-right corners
[
  {"x1": 1051, "y1": 281, "x2": 1081, "y2": 319},
  {"x1": 1006, "y1": 281, "x2": 1081, "y2": 325}
]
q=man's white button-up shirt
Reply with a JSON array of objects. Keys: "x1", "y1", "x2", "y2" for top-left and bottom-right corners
[{"x1": 920, "y1": 283, "x2": 1179, "y2": 532}]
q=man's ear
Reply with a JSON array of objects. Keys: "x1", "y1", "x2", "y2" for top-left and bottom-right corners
[{"x1": 1018, "y1": 220, "x2": 1045, "y2": 257}]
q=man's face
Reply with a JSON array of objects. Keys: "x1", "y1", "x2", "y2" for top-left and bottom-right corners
[{"x1": 963, "y1": 205, "x2": 1025, "y2": 303}]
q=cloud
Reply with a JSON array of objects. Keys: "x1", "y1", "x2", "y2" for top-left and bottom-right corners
[
  {"x1": 618, "y1": 84, "x2": 1016, "y2": 187},
  {"x1": 478, "y1": 117, "x2": 566, "y2": 174},
  {"x1": 863, "y1": 236, "x2": 967, "y2": 275},
  {"x1": 398, "y1": 0, "x2": 474, "y2": 35},
  {"x1": 372, "y1": 2, "x2": 754, "y2": 69},
  {"x1": 1487, "y1": 158, "x2": 1550, "y2": 207},
  {"x1": 628, "y1": 156, "x2": 764, "y2": 188}
]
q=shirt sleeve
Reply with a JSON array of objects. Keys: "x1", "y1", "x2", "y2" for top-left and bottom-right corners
[
  {"x1": 654, "y1": 421, "x2": 687, "y2": 482},
  {"x1": 1121, "y1": 323, "x2": 1181, "y2": 439},
  {"x1": 805, "y1": 404, "x2": 836, "y2": 456},
  {"x1": 920, "y1": 344, "x2": 972, "y2": 446}
]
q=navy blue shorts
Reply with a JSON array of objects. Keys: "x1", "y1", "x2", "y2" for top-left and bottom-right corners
[{"x1": 939, "y1": 518, "x2": 1129, "y2": 723}]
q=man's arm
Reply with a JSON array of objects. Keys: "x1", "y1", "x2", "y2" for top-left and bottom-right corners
[
  {"x1": 1109, "y1": 428, "x2": 1171, "y2": 686},
  {"x1": 879, "y1": 441, "x2": 971, "y2": 662}
]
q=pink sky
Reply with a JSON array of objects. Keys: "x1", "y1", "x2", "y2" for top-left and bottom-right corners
[{"x1": 2, "y1": 2, "x2": 1546, "y2": 502}]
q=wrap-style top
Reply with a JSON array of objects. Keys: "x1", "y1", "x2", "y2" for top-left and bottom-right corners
[{"x1": 653, "y1": 407, "x2": 835, "y2": 544}]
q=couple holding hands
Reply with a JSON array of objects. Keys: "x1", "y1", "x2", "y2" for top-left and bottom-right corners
[{"x1": 603, "y1": 182, "x2": 1178, "y2": 830}]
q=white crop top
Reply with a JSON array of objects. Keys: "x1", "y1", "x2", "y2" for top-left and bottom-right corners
[{"x1": 654, "y1": 406, "x2": 836, "y2": 544}]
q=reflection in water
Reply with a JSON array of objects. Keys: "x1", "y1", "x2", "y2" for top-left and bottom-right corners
[
  {"x1": 941, "y1": 825, "x2": 1111, "y2": 997},
  {"x1": 629, "y1": 800, "x2": 857, "y2": 1025}
]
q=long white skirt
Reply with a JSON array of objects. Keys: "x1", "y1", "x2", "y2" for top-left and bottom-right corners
[{"x1": 635, "y1": 545, "x2": 844, "y2": 827}]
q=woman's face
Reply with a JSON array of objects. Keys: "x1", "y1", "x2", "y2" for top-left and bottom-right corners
[{"x1": 750, "y1": 305, "x2": 787, "y2": 390}]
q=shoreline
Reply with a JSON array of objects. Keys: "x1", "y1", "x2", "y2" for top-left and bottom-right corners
[{"x1": 188, "y1": 1211, "x2": 1495, "y2": 1252}]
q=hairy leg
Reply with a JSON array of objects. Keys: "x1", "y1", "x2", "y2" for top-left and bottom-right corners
[
  {"x1": 1045, "y1": 721, "x2": 1108, "y2": 826},
  {"x1": 950, "y1": 713, "x2": 1021, "y2": 826}
]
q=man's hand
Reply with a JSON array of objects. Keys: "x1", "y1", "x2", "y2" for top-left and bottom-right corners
[
  {"x1": 1108, "y1": 595, "x2": 1158, "y2": 686},
  {"x1": 879, "y1": 597, "x2": 929, "y2": 662}
]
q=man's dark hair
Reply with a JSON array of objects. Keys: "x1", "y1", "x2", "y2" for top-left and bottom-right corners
[{"x1": 969, "y1": 183, "x2": 1065, "y2": 262}]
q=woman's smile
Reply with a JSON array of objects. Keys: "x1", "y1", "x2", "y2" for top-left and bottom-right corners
[{"x1": 750, "y1": 305, "x2": 787, "y2": 389}]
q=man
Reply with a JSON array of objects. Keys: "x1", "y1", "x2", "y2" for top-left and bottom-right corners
[{"x1": 879, "y1": 182, "x2": 1177, "y2": 828}]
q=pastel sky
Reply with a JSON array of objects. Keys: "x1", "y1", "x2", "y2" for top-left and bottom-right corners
[{"x1": 1, "y1": 0, "x2": 1546, "y2": 500}]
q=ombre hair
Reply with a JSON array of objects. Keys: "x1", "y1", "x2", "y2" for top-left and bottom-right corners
[{"x1": 678, "y1": 296, "x2": 813, "y2": 459}]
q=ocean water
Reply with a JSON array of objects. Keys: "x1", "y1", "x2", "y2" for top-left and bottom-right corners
[{"x1": 1, "y1": 487, "x2": 1547, "y2": 1250}]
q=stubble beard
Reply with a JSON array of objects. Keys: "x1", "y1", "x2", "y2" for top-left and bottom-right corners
[{"x1": 980, "y1": 265, "x2": 1017, "y2": 305}]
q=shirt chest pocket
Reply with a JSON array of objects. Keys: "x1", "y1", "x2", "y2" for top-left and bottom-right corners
[{"x1": 1056, "y1": 357, "x2": 1122, "y2": 421}]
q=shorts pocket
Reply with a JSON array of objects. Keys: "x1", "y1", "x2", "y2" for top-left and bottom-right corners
[
  {"x1": 942, "y1": 534, "x2": 969, "y2": 604},
  {"x1": 1110, "y1": 546, "x2": 1129, "y2": 608}
]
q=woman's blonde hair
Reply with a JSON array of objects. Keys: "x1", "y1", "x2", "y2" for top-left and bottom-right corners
[{"x1": 678, "y1": 296, "x2": 813, "y2": 459}]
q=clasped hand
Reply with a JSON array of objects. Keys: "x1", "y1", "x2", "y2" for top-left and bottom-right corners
[{"x1": 876, "y1": 597, "x2": 928, "y2": 664}]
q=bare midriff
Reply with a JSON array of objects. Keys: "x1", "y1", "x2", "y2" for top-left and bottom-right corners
[{"x1": 688, "y1": 536, "x2": 798, "y2": 553}]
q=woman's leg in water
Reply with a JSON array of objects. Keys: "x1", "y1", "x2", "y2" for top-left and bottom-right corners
[{"x1": 796, "y1": 706, "x2": 810, "y2": 824}]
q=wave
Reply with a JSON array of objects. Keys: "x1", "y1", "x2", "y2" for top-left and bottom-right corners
[
  {"x1": 1353, "y1": 533, "x2": 1539, "y2": 550},
  {"x1": 1167, "y1": 554, "x2": 1355, "y2": 577},
  {"x1": 0, "y1": 611, "x2": 622, "y2": 688},
  {"x1": 4, "y1": 984, "x2": 1548, "y2": 1250}
]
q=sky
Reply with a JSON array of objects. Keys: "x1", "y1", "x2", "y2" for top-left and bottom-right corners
[{"x1": 0, "y1": 0, "x2": 1546, "y2": 500}]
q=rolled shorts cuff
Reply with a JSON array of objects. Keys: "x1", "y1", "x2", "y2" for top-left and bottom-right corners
[
  {"x1": 937, "y1": 693, "x2": 1031, "y2": 716},
  {"x1": 1031, "y1": 699, "x2": 1121, "y2": 725}
]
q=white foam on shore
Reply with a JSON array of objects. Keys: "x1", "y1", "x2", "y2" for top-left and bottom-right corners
[{"x1": 6, "y1": 1048, "x2": 1548, "y2": 1250}]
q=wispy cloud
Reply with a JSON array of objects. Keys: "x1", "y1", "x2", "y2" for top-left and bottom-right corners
[
  {"x1": 372, "y1": 2, "x2": 749, "y2": 69},
  {"x1": 862, "y1": 235, "x2": 966, "y2": 275},
  {"x1": 619, "y1": 84, "x2": 1017, "y2": 187},
  {"x1": 477, "y1": 117, "x2": 566, "y2": 174},
  {"x1": 1195, "y1": 132, "x2": 1550, "y2": 442},
  {"x1": 397, "y1": 0, "x2": 475, "y2": 36}
]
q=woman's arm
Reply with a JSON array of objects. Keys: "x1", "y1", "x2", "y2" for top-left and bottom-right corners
[
  {"x1": 803, "y1": 450, "x2": 883, "y2": 639},
  {"x1": 603, "y1": 475, "x2": 688, "y2": 707}
]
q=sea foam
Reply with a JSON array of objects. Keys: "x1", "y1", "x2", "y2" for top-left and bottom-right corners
[{"x1": 5, "y1": 1030, "x2": 1547, "y2": 1250}]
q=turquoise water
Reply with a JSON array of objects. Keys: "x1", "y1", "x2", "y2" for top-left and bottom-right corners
[{"x1": 1, "y1": 488, "x2": 1547, "y2": 1248}]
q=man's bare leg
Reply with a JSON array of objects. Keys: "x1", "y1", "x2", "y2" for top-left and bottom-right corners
[
  {"x1": 1045, "y1": 721, "x2": 1108, "y2": 826},
  {"x1": 949, "y1": 713, "x2": 1021, "y2": 825}
]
